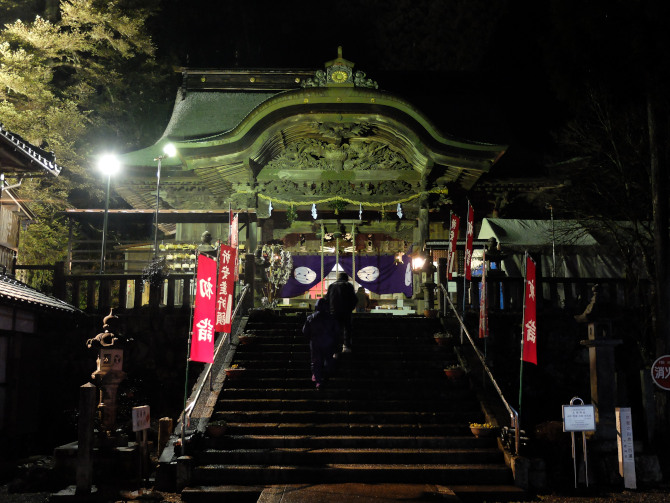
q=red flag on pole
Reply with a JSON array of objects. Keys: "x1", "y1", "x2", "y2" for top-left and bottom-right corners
[
  {"x1": 478, "y1": 249, "x2": 488, "y2": 338},
  {"x1": 228, "y1": 206, "x2": 233, "y2": 244},
  {"x1": 215, "y1": 244, "x2": 237, "y2": 334},
  {"x1": 190, "y1": 254, "x2": 217, "y2": 363},
  {"x1": 522, "y1": 255, "x2": 538, "y2": 365},
  {"x1": 230, "y1": 213, "x2": 239, "y2": 248},
  {"x1": 229, "y1": 213, "x2": 239, "y2": 281},
  {"x1": 447, "y1": 213, "x2": 460, "y2": 280},
  {"x1": 464, "y1": 202, "x2": 474, "y2": 280}
]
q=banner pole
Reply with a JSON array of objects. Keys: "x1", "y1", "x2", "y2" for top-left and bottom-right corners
[
  {"x1": 462, "y1": 201, "x2": 473, "y2": 345},
  {"x1": 320, "y1": 222, "x2": 324, "y2": 298},
  {"x1": 352, "y1": 222, "x2": 356, "y2": 289},
  {"x1": 461, "y1": 274, "x2": 467, "y2": 345},
  {"x1": 181, "y1": 257, "x2": 197, "y2": 454},
  {"x1": 518, "y1": 251, "x2": 529, "y2": 422}
]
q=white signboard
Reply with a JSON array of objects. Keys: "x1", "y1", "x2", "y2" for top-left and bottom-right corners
[
  {"x1": 562, "y1": 404, "x2": 596, "y2": 432},
  {"x1": 132, "y1": 405, "x2": 150, "y2": 432},
  {"x1": 616, "y1": 407, "x2": 636, "y2": 489}
]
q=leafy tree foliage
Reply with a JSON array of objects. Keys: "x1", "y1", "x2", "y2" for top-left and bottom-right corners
[{"x1": 0, "y1": 0, "x2": 171, "y2": 286}]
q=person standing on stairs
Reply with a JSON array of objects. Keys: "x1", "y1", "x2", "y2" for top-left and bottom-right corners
[
  {"x1": 302, "y1": 297, "x2": 338, "y2": 389},
  {"x1": 355, "y1": 286, "x2": 370, "y2": 313},
  {"x1": 327, "y1": 272, "x2": 358, "y2": 354}
]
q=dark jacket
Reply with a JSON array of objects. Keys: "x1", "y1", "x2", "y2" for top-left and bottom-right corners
[
  {"x1": 327, "y1": 278, "x2": 358, "y2": 317},
  {"x1": 303, "y1": 298, "x2": 338, "y2": 344}
]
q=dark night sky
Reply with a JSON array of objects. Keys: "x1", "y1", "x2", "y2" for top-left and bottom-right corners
[
  {"x1": 150, "y1": 1, "x2": 565, "y2": 176},
  {"x1": 147, "y1": 1, "x2": 669, "y2": 183}
]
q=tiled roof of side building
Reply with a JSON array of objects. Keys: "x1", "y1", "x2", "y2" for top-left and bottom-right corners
[
  {"x1": 0, "y1": 273, "x2": 80, "y2": 313},
  {"x1": 0, "y1": 123, "x2": 63, "y2": 176}
]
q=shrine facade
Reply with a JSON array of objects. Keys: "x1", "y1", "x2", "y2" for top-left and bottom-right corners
[{"x1": 117, "y1": 49, "x2": 507, "y2": 299}]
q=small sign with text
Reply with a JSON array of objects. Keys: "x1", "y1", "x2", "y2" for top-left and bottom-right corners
[{"x1": 132, "y1": 405, "x2": 150, "y2": 432}]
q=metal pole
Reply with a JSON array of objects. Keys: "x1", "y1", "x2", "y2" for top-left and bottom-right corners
[
  {"x1": 549, "y1": 204, "x2": 556, "y2": 277},
  {"x1": 518, "y1": 251, "x2": 528, "y2": 422},
  {"x1": 181, "y1": 262, "x2": 196, "y2": 454},
  {"x1": 100, "y1": 174, "x2": 111, "y2": 274},
  {"x1": 153, "y1": 157, "x2": 162, "y2": 258},
  {"x1": 352, "y1": 223, "x2": 356, "y2": 289},
  {"x1": 320, "y1": 222, "x2": 324, "y2": 298}
]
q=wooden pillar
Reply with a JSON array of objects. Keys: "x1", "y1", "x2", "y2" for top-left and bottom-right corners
[
  {"x1": 580, "y1": 321, "x2": 622, "y2": 440},
  {"x1": 76, "y1": 382, "x2": 96, "y2": 495}
]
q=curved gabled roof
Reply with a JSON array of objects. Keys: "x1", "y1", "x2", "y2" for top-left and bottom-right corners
[
  {"x1": 123, "y1": 84, "x2": 505, "y2": 177},
  {"x1": 117, "y1": 57, "x2": 507, "y2": 214}
]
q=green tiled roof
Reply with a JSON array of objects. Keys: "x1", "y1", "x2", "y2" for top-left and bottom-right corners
[{"x1": 120, "y1": 91, "x2": 277, "y2": 168}]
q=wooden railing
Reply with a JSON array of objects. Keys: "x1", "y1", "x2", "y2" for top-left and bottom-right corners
[
  {"x1": 16, "y1": 259, "x2": 642, "y2": 315},
  {"x1": 14, "y1": 262, "x2": 195, "y2": 312},
  {"x1": 455, "y1": 275, "x2": 639, "y2": 313},
  {"x1": 60, "y1": 272, "x2": 196, "y2": 312}
]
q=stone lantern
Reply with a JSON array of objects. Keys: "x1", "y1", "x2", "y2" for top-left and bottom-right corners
[{"x1": 86, "y1": 309, "x2": 127, "y2": 436}]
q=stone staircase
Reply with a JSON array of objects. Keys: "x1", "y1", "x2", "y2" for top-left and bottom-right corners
[{"x1": 181, "y1": 313, "x2": 526, "y2": 502}]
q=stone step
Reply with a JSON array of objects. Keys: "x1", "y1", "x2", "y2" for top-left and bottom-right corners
[
  {"x1": 197, "y1": 447, "x2": 504, "y2": 465},
  {"x1": 218, "y1": 387, "x2": 468, "y2": 400},
  {"x1": 191, "y1": 463, "x2": 513, "y2": 486},
  {"x1": 213, "y1": 410, "x2": 478, "y2": 424},
  {"x1": 230, "y1": 350, "x2": 451, "y2": 362},
  {"x1": 216, "y1": 397, "x2": 475, "y2": 412},
  {"x1": 219, "y1": 422, "x2": 486, "y2": 437},
  {"x1": 219, "y1": 367, "x2": 460, "y2": 380},
  {"x1": 217, "y1": 434, "x2": 494, "y2": 449},
  {"x1": 224, "y1": 359, "x2": 458, "y2": 372},
  {"x1": 235, "y1": 343, "x2": 449, "y2": 356},
  {"x1": 218, "y1": 377, "x2": 461, "y2": 389}
]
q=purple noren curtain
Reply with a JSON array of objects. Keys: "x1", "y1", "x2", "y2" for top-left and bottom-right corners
[{"x1": 281, "y1": 254, "x2": 413, "y2": 298}]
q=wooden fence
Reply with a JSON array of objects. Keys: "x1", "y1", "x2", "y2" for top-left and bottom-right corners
[
  {"x1": 454, "y1": 274, "x2": 642, "y2": 314},
  {"x1": 16, "y1": 261, "x2": 643, "y2": 316}
]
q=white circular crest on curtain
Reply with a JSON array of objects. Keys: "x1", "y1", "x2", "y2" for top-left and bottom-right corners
[
  {"x1": 357, "y1": 266, "x2": 380, "y2": 282},
  {"x1": 294, "y1": 266, "x2": 317, "y2": 284}
]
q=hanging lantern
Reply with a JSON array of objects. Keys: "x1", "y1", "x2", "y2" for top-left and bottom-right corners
[
  {"x1": 397, "y1": 203, "x2": 403, "y2": 219},
  {"x1": 311, "y1": 203, "x2": 318, "y2": 219},
  {"x1": 268, "y1": 200, "x2": 273, "y2": 216},
  {"x1": 359, "y1": 203, "x2": 363, "y2": 220}
]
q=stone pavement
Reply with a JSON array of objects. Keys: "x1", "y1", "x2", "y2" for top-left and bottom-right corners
[{"x1": 256, "y1": 483, "x2": 461, "y2": 502}]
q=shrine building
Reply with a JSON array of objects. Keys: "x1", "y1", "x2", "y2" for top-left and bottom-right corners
[{"x1": 115, "y1": 49, "x2": 507, "y2": 304}]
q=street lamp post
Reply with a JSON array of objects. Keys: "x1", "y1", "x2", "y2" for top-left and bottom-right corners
[
  {"x1": 97, "y1": 154, "x2": 121, "y2": 274},
  {"x1": 153, "y1": 143, "x2": 177, "y2": 258}
]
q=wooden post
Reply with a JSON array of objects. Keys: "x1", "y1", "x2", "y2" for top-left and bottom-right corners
[
  {"x1": 158, "y1": 417, "x2": 173, "y2": 457},
  {"x1": 76, "y1": 383, "x2": 96, "y2": 495},
  {"x1": 53, "y1": 261, "x2": 66, "y2": 300}
]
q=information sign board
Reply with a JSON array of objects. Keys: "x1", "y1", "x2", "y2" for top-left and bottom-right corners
[
  {"x1": 616, "y1": 407, "x2": 636, "y2": 489},
  {"x1": 562, "y1": 404, "x2": 596, "y2": 432},
  {"x1": 132, "y1": 405, "x2": 150, "y2": 432}
]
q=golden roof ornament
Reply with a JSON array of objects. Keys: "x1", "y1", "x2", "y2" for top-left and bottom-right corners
[{"x1": 303, "y1": 47, "x2": 378, "y2": 89}]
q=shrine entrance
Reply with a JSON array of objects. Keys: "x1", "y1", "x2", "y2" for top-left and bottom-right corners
[{"x1": 117, "y1": 49, "x2": 506, "y2": 308}]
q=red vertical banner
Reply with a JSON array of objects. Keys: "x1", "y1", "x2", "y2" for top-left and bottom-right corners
[
  {"x1": 190, "y1": 254, "x2": 217, "y2": 363},
  {"x1": 478, "y1": 249, "x2": 488, "y2": 338},
  {"x1": 230, "y1": 213, "x2": 238, "y2": 248},
  {"x1": 464, "y1": 203, "x2": 474, "y2": 280},
  {"x1": 215, "y1": 244, "x2": 237, "y2": 333},
  {"x1": 522, "y1": 255, "x2": 538, "y2": 364},
  {"x1": 230, "y1": 213, "x2": 239, "y2": 280},
  {"x1": 447, "y1": 214, "x2": 460, "y2": 280}
]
